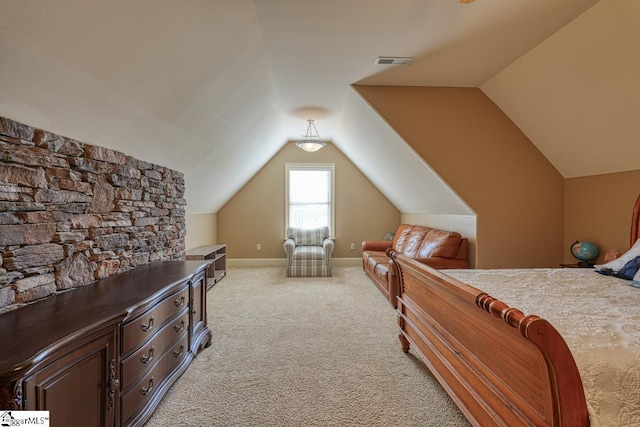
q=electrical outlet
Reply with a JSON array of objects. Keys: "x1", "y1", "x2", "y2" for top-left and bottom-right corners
[
  {"x1": 256, "y1": 243, "x2": 261, "y2": 251},
  {"x1": 350, "y1": 243, "x2": 355, "y2": 250}
]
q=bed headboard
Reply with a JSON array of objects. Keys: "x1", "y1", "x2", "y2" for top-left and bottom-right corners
[{"x1": 632, "y1": 193, "x2": 640, "y2": 246}]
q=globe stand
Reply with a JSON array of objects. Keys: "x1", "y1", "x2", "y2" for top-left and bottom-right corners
[{"x1": 576, "y1": 261, "x2": 595, "y2": 268}]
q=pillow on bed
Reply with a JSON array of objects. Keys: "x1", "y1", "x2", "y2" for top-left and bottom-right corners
[
  {"x1": 595, "y1": 238, "x2": 640, "y2": 272},
  {"x1": 617, "y1": 256, "x2": 640, "y2": 279},
  {"x1": 597, "y1": 255, "x2": 640, "y2": 279}
]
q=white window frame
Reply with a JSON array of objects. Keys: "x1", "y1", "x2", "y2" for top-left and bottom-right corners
[{"x1": 285, "y1": 163, "x2": 335, "y2": 237}]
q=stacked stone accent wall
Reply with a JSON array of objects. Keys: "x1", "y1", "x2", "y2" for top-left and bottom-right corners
[{"x1": 0, "y1": 116, "x2": 186, "y2": 312}]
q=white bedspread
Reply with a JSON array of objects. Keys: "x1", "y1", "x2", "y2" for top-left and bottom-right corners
[{"x1": 445, "y1": 268, "x2": 640, "y2": 427}]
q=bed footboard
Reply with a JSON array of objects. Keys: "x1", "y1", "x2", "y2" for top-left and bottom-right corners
[{"x1": 390, "y1": 252, "x2": 589, "y2": 427}]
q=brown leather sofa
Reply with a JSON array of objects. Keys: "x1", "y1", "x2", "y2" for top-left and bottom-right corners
[{"x1": 362, "y1": 224, "x2": 469, "y2": 307}]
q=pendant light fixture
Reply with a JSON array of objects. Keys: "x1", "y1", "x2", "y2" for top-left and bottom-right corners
[{"x1": 295, "y1": 119, "x2": 325, "y2": 152}]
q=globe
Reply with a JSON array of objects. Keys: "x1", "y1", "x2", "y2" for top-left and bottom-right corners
[{"x1": 570, "y1": 240, "x2": 599, "y2": 265}]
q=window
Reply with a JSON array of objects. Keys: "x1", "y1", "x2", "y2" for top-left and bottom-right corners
[{"x1": 285, "y1": 163, "x2": 335, "y2": 235}]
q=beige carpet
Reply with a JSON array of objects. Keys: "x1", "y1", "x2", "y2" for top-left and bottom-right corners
[{"x1": 145, "y1": 266, "x2": 470, "y2": 426}]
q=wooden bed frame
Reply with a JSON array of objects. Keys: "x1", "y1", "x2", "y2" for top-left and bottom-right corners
[{"x1": 390, "y1": 193, "x2": 640, "y2": 427}]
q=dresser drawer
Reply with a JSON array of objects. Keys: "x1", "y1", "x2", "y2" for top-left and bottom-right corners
[
  {"x1": 120, "y1": 333, "x2": 189, "y2": 425},
  {"x1": 121, "y1": 286, "x2": 189, "y2": 356},
  {"x1": 120, "y1": 308, "x2": 189, "y2": 391}
]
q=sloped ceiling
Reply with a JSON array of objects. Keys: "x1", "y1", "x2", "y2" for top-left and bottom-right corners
[
  {"x1": 481, "y1": 0, "x2": 640, "y2": 178},
  {"x1": 1, "y1": 0, "x2": 634, "y2": 215}
]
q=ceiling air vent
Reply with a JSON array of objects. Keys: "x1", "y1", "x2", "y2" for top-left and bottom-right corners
[{"x1": 375, "y1": 57, "x2": 413, "y2": 65}]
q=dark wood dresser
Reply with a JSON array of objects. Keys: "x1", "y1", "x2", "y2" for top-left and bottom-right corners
[{"x1": 0, "y1": 261, "x2": 213, "y2": 427}]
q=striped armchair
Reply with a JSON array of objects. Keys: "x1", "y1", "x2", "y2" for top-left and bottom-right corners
[{"x1": 283, "y1": 226, "x2": 334, "y2": 277}]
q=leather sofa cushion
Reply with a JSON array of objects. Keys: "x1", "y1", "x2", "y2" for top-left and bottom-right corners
[
  {"x1": 392, "y1": 224, "x2": 418, "y2": 254},
  {"x1": 417, "y1": 229, "x2": 462, "y2": 259},
  {"x1": 401, "y1": 227, "x2": 429, "y2": 258},
  {"x1": 366, "y1": 254, "x2": 388, "y2": 270},
  {"x1": 390, "y1": 224, "x2": 462, "y2": 259},
  {"x1": 373, "y1": 262, "x2": 389, "y2": 282}
]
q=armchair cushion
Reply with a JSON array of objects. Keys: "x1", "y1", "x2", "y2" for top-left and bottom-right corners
[{"x1": 292, "y1": 246, "x2": 325, "y2": 260}]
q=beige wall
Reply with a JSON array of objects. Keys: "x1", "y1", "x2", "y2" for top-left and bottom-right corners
[
  {"x1": 217, "y1": 142, "x2": 400, "y2": 260},
  {"x1": 189, "y1": 87, "x2": 639, "y2": 269},
  {"x1": 356, "y1": 85, "x2": 565, "y2": 268},
  {"x1": 185, "y1": 213, "x2": 217, "y2": 250},
  {"x1": 565, "y1": 170, "x2": 640, "y2": 264}
]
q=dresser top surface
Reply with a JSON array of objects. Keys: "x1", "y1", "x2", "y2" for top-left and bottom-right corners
[{"x1": 0, "y1": 260, "x2": 210, "y2": 378}]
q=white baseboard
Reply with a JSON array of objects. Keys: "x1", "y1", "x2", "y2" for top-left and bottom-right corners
[
  {"x1": 228, "y1": 258, "x2": 361, "y2": 268},
  {"x1": 332, "y1": 258, "x2": 362, "y2": 266}
]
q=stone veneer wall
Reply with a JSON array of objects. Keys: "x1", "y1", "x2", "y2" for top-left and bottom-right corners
[{"x1": 0, "y1": 116, "x2": 186, "y2": 312}]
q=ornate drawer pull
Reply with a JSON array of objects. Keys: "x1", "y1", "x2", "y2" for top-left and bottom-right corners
[
  {"x1": 140, "y1": 316, "x2": 155, "y2": 332},
  {"x1": 108, "y1": 359, "x2": 120, "y2": 408},
  {"x1": 174, "y1": 295, "x2": 185, "y2": 307},
  {"x1": 140, "y1": 347, "x2": 154, "y2": 364},
  {"x1": 140, "y1": 377, "x2": 154, "y2": 396},
  {"x1": 174, "y1": 320, "x2": 185, "y2": 333},
  {"x1": 173, "y1": 345, "x2": 185, "y2": 358}
]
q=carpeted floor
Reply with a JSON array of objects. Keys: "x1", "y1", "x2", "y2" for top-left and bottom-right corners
[{"x1": 145, "y1": 266, "x2": 470, "y2": 426}]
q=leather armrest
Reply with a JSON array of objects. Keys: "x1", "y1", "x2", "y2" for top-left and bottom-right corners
[
  {"x1": 362, "y1": 240, "x2": 392, "y2": 252},
  {"x1": 455, "y1": 238, "x2": 468, "y2": 261}
]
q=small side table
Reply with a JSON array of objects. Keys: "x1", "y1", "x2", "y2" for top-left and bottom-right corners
[{"x1": 559, "y1": 263, "x2": 594, "y2": 268}]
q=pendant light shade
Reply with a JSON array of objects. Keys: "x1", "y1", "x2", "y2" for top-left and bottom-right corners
[{"x1": 295, "y1": 119, "x2": 325, "y2": 152}]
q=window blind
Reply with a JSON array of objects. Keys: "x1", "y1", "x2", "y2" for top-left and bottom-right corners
[{"x1": 286, "y1": 165, "x2": 334, "y2": 231}]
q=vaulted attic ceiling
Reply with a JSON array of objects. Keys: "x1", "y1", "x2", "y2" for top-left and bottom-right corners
[{"x1": 1, "y1": 0, "x2": 635, "y2": 215}]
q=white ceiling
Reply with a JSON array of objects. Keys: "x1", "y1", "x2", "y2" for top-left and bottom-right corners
[{"x1": 1, "y1": 0, "x2": 635, "y2": 215}]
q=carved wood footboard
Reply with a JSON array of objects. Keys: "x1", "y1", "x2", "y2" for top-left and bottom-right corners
[{"x1": 390, "y1": 251, "x2": 589, "y2": 426}]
